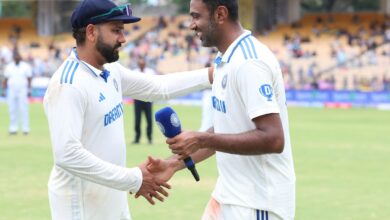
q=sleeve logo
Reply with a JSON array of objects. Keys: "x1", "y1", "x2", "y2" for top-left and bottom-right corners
[{"x1": 259, "y1": 84, "x2": 273, "y2": 101}]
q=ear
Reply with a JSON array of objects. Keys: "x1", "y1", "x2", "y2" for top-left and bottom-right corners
[
  {"x1": 85, "y1": 24, "x2": 98, "y2": 43},
  {"x1": 214, "y1": 5, "x2": 229, "y2": 24}
]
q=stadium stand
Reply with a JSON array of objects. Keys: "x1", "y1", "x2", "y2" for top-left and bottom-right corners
[{"x1": 1, "y1": 12, "x2": 390, "y2": 96}]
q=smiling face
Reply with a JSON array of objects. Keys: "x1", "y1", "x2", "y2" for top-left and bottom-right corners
[
  {"x1": 189, "y1": 0, "x2": 219, "y2": 47},
  {"x1": 95, "y1": 21, "x2": 126, "y2": 63}
]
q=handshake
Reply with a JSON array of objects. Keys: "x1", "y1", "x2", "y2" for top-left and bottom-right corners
[
  {"x1": 132, "y1": 107, "x2": 206, "y2": 204},
  {"x1": 133, "y1": 156, "x2": 180, "y2": 205}
]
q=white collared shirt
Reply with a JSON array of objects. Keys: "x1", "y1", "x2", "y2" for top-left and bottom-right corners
[
  {"x1": 4, "y1": 61, "x2": 32, "y2": 88},
  {"x1": 211, "y1": 31, "x2": 296, "y2": 219},
  {"x1": 44, "y1": 48, "x2": 210, "y2": 220}
]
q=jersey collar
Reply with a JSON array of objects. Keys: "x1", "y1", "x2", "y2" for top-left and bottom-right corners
[
  {"x1": 214, "y1": 30, "x2": 252, "y2": 65},
  {"x1": 69, "y1": 47, "x2": 100, "y2": 78}
]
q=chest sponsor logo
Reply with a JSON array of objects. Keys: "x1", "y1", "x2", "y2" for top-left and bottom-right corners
[
  {"x1": 259, "y1": 84, "x2": 273, "y2": 101},
  {"x1": 104, "y1": 102, "x2": 124, "y2": 127},
  {"x1": 212, "y1": 96, "x2": 226, "y2": 113}
]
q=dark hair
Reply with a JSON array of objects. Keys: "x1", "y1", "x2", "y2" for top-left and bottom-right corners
[
  {"x1": 72, "y1": 27, "x2": 87, "y2": 46},
  {"x1": 202, "y1": 0, "x2": 239, "y2": 21}
]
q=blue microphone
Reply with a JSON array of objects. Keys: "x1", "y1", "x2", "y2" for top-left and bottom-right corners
[{"x1": 155, "y1": 107, "x2": 200, "y2": 182}]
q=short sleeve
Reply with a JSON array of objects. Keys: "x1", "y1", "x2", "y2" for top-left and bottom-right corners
[{"x1": 235, "y1": 60, "x2": 280, "y2": 119}]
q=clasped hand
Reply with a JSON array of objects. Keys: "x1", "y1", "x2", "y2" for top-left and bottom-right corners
[
  {"x1": 134, "y1": 159, "x2": 170, "y2": 205},
  {"x1": 167, "y1": 131, "x2": 205, "y2": 160},
  {"x1": 134, "y1": 156, "x2": 178, "y2": 205}
]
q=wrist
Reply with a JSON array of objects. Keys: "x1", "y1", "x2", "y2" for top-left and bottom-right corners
[
  {"x1": 199, "y1": 132, "x2": 212, "y2": 150},
  {"x1": 169, "y1": 155, "x2": 185, "y2": 171}
]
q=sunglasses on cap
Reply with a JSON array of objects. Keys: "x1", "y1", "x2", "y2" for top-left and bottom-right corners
[{"x1": 90, "y1": 4, "x2": 134, "y2": 23}]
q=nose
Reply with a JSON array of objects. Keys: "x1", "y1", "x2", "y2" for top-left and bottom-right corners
[
  {"x1": 118, "y1": 30, "x2": 126, "y2": 44},
  {"x1": 189, "y1": 19, "x2": 196, "y2": 31}
]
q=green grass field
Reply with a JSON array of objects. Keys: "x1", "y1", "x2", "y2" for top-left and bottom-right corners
[{"x1": 0, "y1": 103, "x2": 389, "y2": 220}]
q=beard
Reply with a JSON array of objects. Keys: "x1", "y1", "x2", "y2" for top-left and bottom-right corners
[
  {"x1": 96, "y1": 34, "x2": 121, "y2": 63},
  {"x1": 200, "y1": 19, "x2": 218, "y2": 47}
]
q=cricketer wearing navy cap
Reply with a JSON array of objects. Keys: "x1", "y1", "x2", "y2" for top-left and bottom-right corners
[
  {"x1": 71, "y1": 0, "x2": 140, "y2": 29},
  {"x1": 44, "y1": 0, "x2": 213, "y2": 219}
]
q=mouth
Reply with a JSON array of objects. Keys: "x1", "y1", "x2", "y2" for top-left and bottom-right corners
[
  {"x1": 195, "y1": 32, "x2": 202, "y2": 40},
  {"x1": 114, "y1": 47, "x2": 121, "y2": 53}
]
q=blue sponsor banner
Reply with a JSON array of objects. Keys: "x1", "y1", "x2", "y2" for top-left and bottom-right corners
[
  {"x1": 3, "y1": 87, "x2": 389, "y2": 108},
  {"x1": 31, "y1": 88, "x2": 47, "y2": 98},
  {"x1": 286, "y1": 90, "x2": 390, "y2": 104},
  {"x1": 173, "y1": 90, "x2": 390, "y2": 106}
]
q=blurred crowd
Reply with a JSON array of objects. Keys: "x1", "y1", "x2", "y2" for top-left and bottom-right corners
[
  {"x1": 274, "y1": 13, "x2": 390, "y2": 91},
  {"x1": 1, "y1": 14, "x2": 390, "y2": 93}
]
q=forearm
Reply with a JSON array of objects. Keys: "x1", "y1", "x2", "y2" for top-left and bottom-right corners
[
  {"x1": 54, "y1": 142, "x2": 142, "y2": 192},
  {"x1": 148, "y1": 69, "x2": 211, "y2": 101},
  {"x1": 201, "y1": 129, "x2": 284, "y2": 155},
  {"x1": 169, "y1": 148, "x2": 215, "y2": 171},
  {"x1": 122, "y1": 68, "x2": 211, "y2": 101}
]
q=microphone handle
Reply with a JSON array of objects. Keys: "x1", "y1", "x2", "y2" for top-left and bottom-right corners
[{"x1": 183, "y1": 157, "x2": 200, "y2": 182}]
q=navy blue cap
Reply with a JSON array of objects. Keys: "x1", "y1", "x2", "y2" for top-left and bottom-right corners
[{"x1": 71, "y1": 0, "x2": 141, "y2": 29}]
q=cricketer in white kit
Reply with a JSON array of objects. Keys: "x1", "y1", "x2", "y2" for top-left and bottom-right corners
[
  {"x1": 157, "y1": 0, "x2": 296, "y2": 219},
  {"x1": 44, "y1": 48, "x2": 210, "y2": 220},
  {"x1": 3, "y1": 52, "x2": 32, "y2": 134},
  {"x1": 208, "y1": 30, "x2": 296, "y2": 220}
]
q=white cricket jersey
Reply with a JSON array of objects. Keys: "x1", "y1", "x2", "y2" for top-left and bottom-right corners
[
  {"x1": 43, "y1": 48, "x2": 210, "y2": 220},
  {"x1": 4, "y1": 61, "x2": 32, "y2": 88},
  {"x1": 211, "y1": 31, "x2": 296, "y2": 219}
]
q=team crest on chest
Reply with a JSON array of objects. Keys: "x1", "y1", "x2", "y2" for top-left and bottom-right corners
[
  {"x1": 221, "y1": 74, "x2": 228, "y2": 89},
  {"x1": 113, "y1": 78, "x2": 119, "y2": 92}
]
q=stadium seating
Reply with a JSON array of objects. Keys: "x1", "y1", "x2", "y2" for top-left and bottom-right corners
[{"x1": 1, "y1": 12, "x2": 389, "y2": 91}]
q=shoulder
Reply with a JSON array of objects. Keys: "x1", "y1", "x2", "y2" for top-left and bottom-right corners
[
  {"x1": 104, "y1": 62, "x2": 144, "y2": 80},
  {"x1": 104, "y1": 62, "x2": 128, "y2": 78},
  {"x1": 227, "y1": 35, "x2": 259, "y2": 64},
  {"x1": 234, "y1": 37, "x2": 273, "y2": 60},
  {"x1": 45, "y1": 62, "x2": 88, "y2": 106},
  {"x1": 49, "y1": 59, "x2": 93, "y2": 90},
  {"x1": 230, "y1": 37, "x2": 279, "y2": 73},
  {"x1": 57, "y1": 60, "x2": 83, "y2": 85},
  {"x1": 20, "y1": 61, "x2": 31, "y2": 67},
  {"x1": 5, "y1": 62, "x2": 14, "y2": 70}
]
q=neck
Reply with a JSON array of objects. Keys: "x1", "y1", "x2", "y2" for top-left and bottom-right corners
[
  {"x1": 76, "y1": 46, "x2": 105, "y2": 71},
  {"x1": 217, "y1": 22, "x2": 244, "y2": 54}
]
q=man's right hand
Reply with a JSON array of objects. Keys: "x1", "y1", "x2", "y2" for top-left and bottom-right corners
[
  {"x1": 134, "y1": 162, "x2": 171, "y2": 205},
  {"x1": 146, "y1": 156, "x2": 180, "y2": 183}
]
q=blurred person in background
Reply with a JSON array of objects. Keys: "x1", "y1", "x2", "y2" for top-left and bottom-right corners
[
  {"x1": 132, "y1": 56, "x2": 157, "y2": 144},
  {"x1": 0, "y1": 45, "x2": 13, "y2": 65},
  {"x1": 3, "y1": 51, "x2": 32, "y2": 135}
]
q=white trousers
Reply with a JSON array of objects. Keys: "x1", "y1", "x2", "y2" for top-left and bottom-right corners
[
  {"x1": 201, "y1": 198, "x2": 283, "y2": 220},
  {"x1": 6, "y1": 86, "x2": 29, "y2": 133}
]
